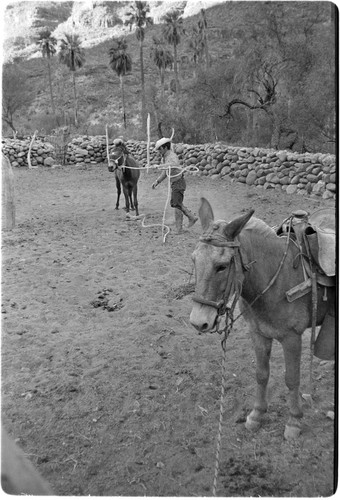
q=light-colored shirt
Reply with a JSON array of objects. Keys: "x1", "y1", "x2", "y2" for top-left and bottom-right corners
[{"x1": 155, "y1": 149, "x2": 183, "y2": 185}]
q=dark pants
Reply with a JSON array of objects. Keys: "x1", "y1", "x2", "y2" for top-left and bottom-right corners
[{"x1": 170, "y1": 177, "x2": 186, "y2": 210}]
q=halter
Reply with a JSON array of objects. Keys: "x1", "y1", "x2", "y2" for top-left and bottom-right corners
[
  {"x1": 110, "y1": 146, "x2": 129, "y2": 174},
  {"x1": 113, "y1": 151, "x2": 127, "y2": 172},
  {"x1": 193, "y1": 216, "x2": 295, "y2": 340},
  {"x1": 192, "y1": 231, "x2": 247, "y2": 337}
]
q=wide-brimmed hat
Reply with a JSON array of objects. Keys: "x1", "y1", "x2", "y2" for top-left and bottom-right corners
[{"x1": 155, "y1": 137, "x2": 171, "y2": 150}]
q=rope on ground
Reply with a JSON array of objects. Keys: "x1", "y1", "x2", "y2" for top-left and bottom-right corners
[{"x1": 212, "y1": 342, "x2": 228, "y2": 496}]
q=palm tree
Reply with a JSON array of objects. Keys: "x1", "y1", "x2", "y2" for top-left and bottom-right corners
[
  {"x1": 58, "y1": 33, "x2": 85, "y2": 127},
  {"x1": 108, "y1": 38, "x2": 132, "y2": 129},
  {"x1": 151, "y1": 36, "x2": 173, "y2": 98},
  {"x1": 198, "y1": 8, "x2": 210, "y2": 70},
  {"x1": 162, "y1": 9, "x2": 185, "y2": 93},
  {"x1": 36, "y1": 29, "x2": 57, "y2": 117},
  {"x1": 125, "y1": 1, "x2": 153, "y2": 129},
  {"x1": 188, "y1": 27, "x2": 204, "y2": 77}
]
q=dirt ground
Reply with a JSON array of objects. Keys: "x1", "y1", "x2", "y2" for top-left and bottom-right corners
[{"x1": 1, "y1": 163, "x2": 336, "y2": 496}]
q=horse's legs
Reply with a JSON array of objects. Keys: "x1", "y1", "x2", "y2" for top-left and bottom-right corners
[
  {"x1": 115, "y1": 176, "x2": 121, "y2": 210},
  {"x1": 123, "y1": 187, "x2": 130, "y2": 213},
  {"x1": 128, "y1": 190, "x2": 134, "y2": 211},
  {"x1": 281, "y1": 333, "x2": 303, "y2": 439},
  {"x1": 132, "y1": 186, "x2": 139, "y2": 215},
  {"x1": 245, "y1": 333, "x2": 272, "y2": 432}
]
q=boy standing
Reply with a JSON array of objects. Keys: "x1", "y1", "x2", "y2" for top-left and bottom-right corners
[{"x1": 152, "y1": 137, "x2": 198, "y2": 233}]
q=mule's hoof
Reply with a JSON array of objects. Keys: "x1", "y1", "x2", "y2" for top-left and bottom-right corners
[
  {"x1": 284, "y1": 424, "x2": 301, "y2": 440},
  {"x1": 245, "y1": 415, "x2": 262, "y2": 432}
]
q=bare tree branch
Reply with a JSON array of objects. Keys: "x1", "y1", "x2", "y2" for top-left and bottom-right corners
[{"x1": 220, "y1": 64, "x2": 278, "y2": 119}]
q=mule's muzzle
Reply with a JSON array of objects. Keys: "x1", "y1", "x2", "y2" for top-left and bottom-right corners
[{"x1": 190, "y1": 303, "x2": 218, "y2": 334}]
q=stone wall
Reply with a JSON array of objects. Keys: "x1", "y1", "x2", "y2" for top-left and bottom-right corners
[{"x1": 2, "y1": 136, "x2": 336, "y2": 200}]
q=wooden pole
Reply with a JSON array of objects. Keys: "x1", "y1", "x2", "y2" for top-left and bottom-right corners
[
  {"x1": 2, "y1": 154, "x2": 15, "y2": 230},
  {"x1": 105, "y1": 124, "x2": 112, "y2": 168}
]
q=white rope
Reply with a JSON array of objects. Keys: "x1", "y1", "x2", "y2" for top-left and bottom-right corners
[
  {"x1": 145, "y1": 164, "x2": 198, "y2": 243},
  {"x1": 105, "y1": 118, "x2": 198, "y2": 243},
  {"x1": 27, "y1": 130, "x2": 38, "y2": 169},
  {"x1": 140, "y1": 166, "x2": 171, "y2": 243},
  {"x1": 105, "y1": 125, "x2": 112, "y2": 168},
  {"x1": 112, "y1": 161, "x2": 198, "y2": 244}
]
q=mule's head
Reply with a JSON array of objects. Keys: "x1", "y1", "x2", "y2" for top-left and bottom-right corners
[{"x1": 190, "y1": 198, "x2": 254, "y2": 334}]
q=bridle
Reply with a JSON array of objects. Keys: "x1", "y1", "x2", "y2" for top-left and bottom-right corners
[
  {"x1": 192, "y1": 232, "x2": 247, "y2": 338},
  {"x1": 192, "y1": 218, "x2": 294, "y2": 339}
]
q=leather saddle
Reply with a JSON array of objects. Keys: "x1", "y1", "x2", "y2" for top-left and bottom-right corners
[
  {"x1": 276, "y1": 208, "x2": 336, "y2": 286},
  {"x1": 276, "y1": 208, "x2": 336, "y2": 360}
]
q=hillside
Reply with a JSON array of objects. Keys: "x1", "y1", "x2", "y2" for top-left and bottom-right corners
[
  {"x1": 2, "y1": 1, "x2": 336, "y2": 152},
  {"x1": 2, "y1": 0, "x2": 238, "y2": 135}
]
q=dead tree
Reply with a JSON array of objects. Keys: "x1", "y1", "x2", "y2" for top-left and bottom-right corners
[
  {"x1": 220, "y1": 64, "x2": 283, "y2": 147},
  {"x1": 221, "y1": 65, "x2": 278, "y2": 120}
]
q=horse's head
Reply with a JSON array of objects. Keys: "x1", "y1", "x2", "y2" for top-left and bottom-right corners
[
  {"x1": 109, "y1": 139, "x2": 128, "y2": 169},
  {"x1": 190, "y1": 198, "x2": 254, "y2": 334}
]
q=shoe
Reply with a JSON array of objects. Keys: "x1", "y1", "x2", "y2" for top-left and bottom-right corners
[
  {"x1": 182, "y1": 206, "x2": 198, "y2": 228},
  {"x1": 188, "y1": 215, "x2": 198, "y2": 228}
]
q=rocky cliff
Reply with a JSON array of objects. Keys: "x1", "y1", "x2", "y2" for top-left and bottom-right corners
[{"x1": 3, "y1": 0, "x2": 223, "y2": 62}]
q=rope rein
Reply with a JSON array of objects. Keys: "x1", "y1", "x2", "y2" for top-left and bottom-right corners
[
  {"x1": 212, "y1": 294, "x2": 238, "y2": 496},
  {"x1": 212, "y1": 331, "x2": 228, "y2": 497}
]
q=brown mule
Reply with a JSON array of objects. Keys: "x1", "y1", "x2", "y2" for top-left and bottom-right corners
[{"x1": 190, "y1": 198, "x2": 335, "y2": 439}]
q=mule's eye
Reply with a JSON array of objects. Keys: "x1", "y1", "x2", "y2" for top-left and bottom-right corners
[{"x1": 216, "y1": 264, "x2": 227, "y2": 273}]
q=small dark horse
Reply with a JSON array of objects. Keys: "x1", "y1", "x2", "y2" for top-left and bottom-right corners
[
  {"x1": 108, "y1": 139, "x2": 140, "y2": 215},
  {"x1": 190, "y1": 198, "x2": 335, "y2": 439}
]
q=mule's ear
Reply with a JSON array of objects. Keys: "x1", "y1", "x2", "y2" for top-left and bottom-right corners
[
  {"x1": 224, "y1": 209, "x2": 255, "y2": 239},
  {"x1": 199, "y1": 198, "x2": 214, "y2": 231}
]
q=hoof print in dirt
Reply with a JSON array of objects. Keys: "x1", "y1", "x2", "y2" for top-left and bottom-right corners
[{"x1": 91, "y1": 288, "x2": 124, "y2": 312}]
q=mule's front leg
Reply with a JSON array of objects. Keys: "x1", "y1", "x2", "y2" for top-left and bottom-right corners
[
  {"x1": 245, "y1": 333, "x2": 272, "y2": 432},
  {"x1": 282, "y1": 333, "x2": 303, "y2": 440}
]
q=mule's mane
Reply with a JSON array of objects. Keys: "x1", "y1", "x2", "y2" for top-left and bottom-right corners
[
  {"x1": 243, "y1": 216, "x2": 278, "y2": 240},
  {"x1": 212, "y1": 216, "x2": 277, "y2": 242}
]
